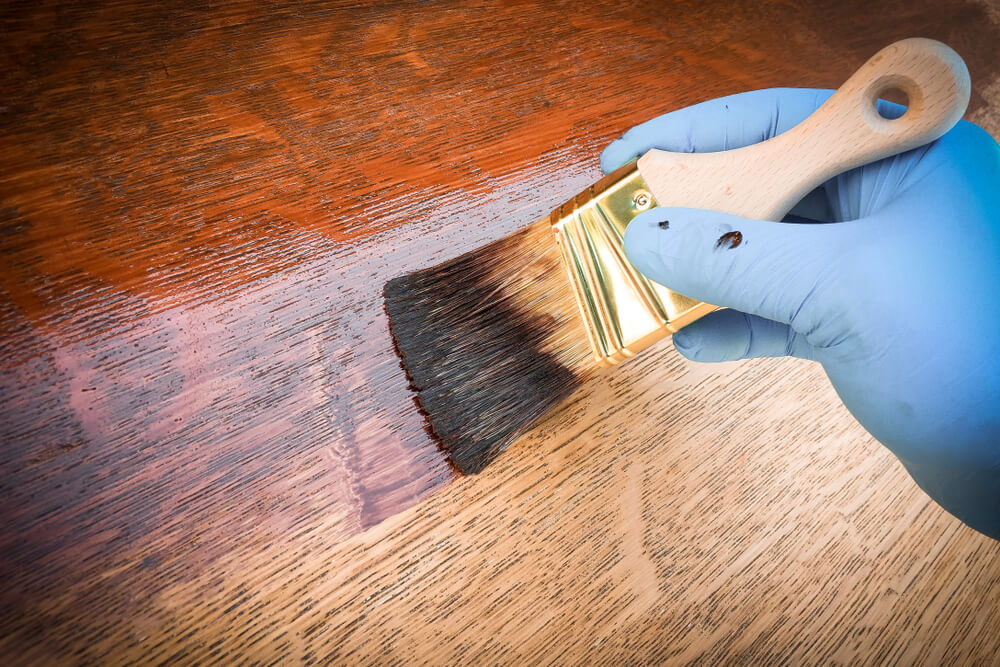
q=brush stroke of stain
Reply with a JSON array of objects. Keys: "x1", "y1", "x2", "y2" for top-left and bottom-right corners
[{"x1": 616, "y1": 461, "x2": 660, "y2": 620}]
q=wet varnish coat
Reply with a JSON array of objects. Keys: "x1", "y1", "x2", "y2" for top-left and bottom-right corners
[{"x1": 2, "y1": 0, "x2": 1000, "y2": 662}]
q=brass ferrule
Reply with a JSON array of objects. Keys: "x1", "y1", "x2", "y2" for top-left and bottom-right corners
[{"x1": 550, "y1": 162, "x2": 716, "y2": 367}]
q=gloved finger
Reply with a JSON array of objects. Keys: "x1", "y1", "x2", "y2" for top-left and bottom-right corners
[
  {"x1": 601, "y1": 88, "x2": 835, "y2": 174},
  {"x1": 624, "y1": 206, "x2": 849, "y2": 332},
  {"x1": 672, "y1": 309, "x2": 816, "y2": 362}
]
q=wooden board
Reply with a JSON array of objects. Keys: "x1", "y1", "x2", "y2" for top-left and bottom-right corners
[{"x1": 2, "y1": 0, "x2": 999, "y2": 662}]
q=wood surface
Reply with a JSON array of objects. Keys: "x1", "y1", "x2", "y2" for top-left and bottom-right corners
[{"x1": 2, "y1": 0, "x2": 1000, "y2": 663}]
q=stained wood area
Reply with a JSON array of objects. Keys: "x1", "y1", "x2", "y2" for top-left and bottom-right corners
[{"x1": 2, "y1": 0, "x2": 1000, "y2": 662}]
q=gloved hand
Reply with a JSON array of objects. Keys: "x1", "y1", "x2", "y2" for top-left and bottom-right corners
[{"x1": 602, "y1": 88, "x2": 1000, "y2": 539}]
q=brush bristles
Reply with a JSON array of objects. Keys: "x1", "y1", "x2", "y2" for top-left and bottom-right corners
[{"x1": 384, "y1": 219, "x2": 594, "y2": 473}]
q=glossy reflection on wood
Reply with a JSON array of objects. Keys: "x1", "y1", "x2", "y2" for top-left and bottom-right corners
[{"x1": 2, "y1": 0, "x2": 1000, "y2": 663}]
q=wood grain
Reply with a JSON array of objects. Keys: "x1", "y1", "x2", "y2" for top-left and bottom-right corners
[{"x1": 2, "y1": 0, "x2": 999, "y2": 663}]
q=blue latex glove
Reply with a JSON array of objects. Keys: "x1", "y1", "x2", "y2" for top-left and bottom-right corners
[{"x1": 602, "y1": 88, "x2": 1000, "y2": 539}]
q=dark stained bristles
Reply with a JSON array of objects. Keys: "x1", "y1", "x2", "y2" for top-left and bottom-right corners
[{"x1": 384, "y1": 219, "x2": 595, "y2": 473}]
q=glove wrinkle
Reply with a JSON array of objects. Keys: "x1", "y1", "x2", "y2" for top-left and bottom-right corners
[
  {"x1": 790, "y1": 276, "x2": 819, "y2": 330},
  {"x1": 742, "y1": 311, "x2": 754, "y2": 359}
]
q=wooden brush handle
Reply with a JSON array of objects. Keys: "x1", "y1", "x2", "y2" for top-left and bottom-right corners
[{"x1": 636, "y1": 38, "x2": 971, "y2": 221}]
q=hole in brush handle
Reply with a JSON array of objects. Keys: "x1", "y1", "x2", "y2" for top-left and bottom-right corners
[
  {"x1": 877, "y1": 86, "x2": 910, "y2": 108},
  {"x1": 849, "y1": 38, "x2": 968, "y2": 151}
]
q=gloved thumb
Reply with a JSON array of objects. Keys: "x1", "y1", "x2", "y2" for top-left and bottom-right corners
[{"x1": 624, "y1": 206, "x2": 845, "y2": 333}]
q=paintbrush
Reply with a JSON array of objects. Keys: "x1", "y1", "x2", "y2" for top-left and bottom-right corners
[{"x1": 385, "y1": 38, "x2": 970, "y2": 474}]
